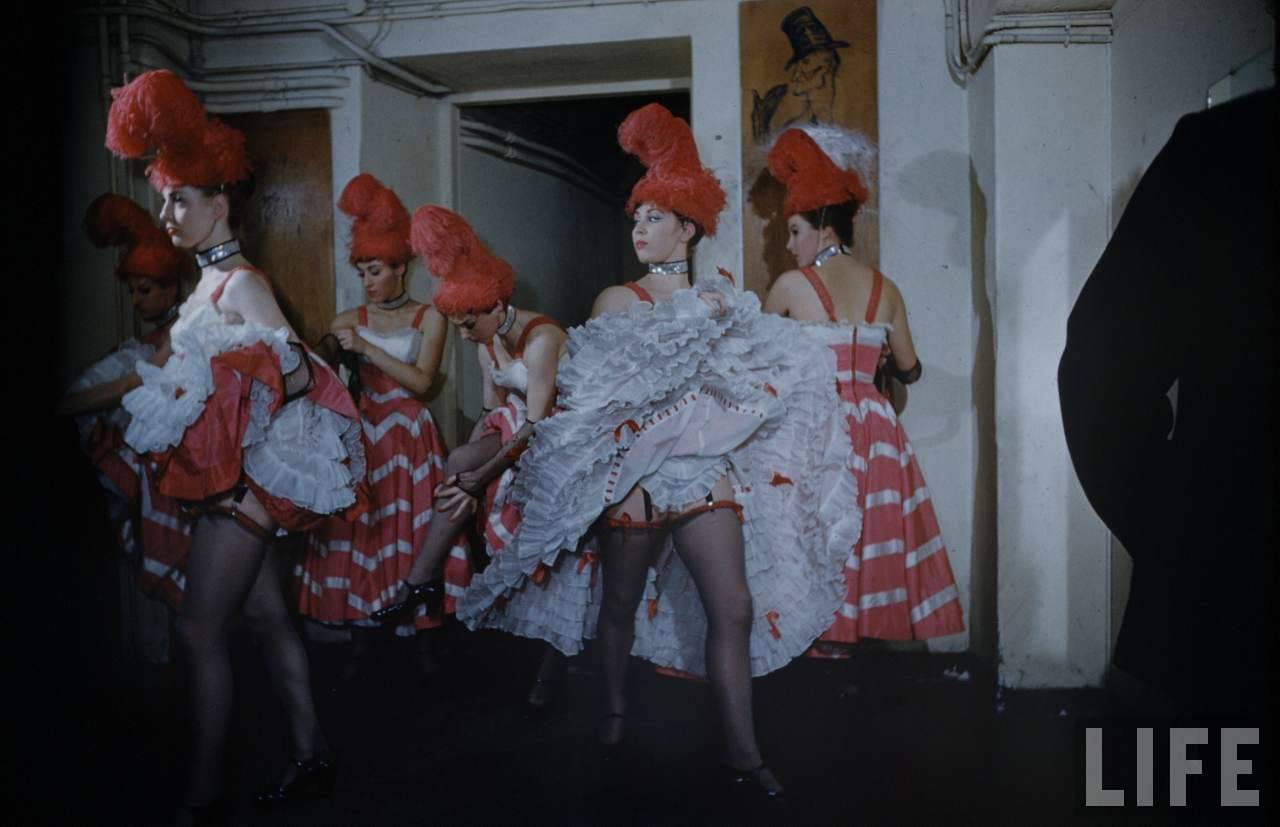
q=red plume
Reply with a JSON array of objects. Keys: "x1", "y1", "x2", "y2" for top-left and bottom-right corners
[
  {"x1": 105, "y1": 70, "x2": 250, "y2": 190},
  {"x1": 618, "y1": 103, "x2": 725, "y2": 236},
  {"x1": 337, "y1": 174, "x2": 413, "y2": 264},
  {"x1": 767, "y1": 128, "x2": 867, "y2": 216},
  {"x1": 410, "y1": 205, "x2": 514, "y2": 316},
  {"x1": 85, "y1": 193, "x2": 156, "y2": 248},
  {"x1": 84, "y1": 193, "x2": 186, "y2": 283},
  {"x1": 617, "y1": 103, "x2": 699, "y2": 170}
]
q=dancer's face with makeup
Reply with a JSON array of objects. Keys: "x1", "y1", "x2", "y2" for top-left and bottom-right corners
[
  {"x1": 159, "y1": 185, "x2": 226, "y2": 251},
  {"x1": 127, "y1": 275, "x2": 178, "y2": 323},
  {"x1": 356, "y1": 259, "x2": 406, "y2": 304},
  {"x1": 632, "y1": 202, "x2": 695, "y2": 264},
  {"x1": 449, "y1": 300, "x2": 504, "y2": 343},
  {"x1": 785, "y1": 213, "x2": 832, "y2": 267}
]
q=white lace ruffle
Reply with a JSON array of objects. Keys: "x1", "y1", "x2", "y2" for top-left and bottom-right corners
[
  {"x1": 242, "y1": 394, "x2": 364, "y2": 514},
  {"x1": 70, "y1": 338, "x2": 157, "y2": 442},
  {"x1": 121, "y1": 298, "x2": 364, "y2": 514},
  {"x1": 122, "y1": 300, "x2": 292, "y2": 454},
  {"x1": 69, "y1": 339, "x2": 156, "y2": 392},
  {"x1": 459, "y1": 277, "x2": 862, "y2": 676}
]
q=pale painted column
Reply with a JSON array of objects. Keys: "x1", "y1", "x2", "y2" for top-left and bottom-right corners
[{"x1": 970, "y1": 15, "x2": 1114, "y2": 688}]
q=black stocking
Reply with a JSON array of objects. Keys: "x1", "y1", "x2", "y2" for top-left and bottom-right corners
[
  {"x1": 400, "y1": 433, "x2": 503, "y2": 590},
  {"x1": 595, "y1": 519, "x2": 663, "y2": 744},
  {"x1": 241, "y1": 545, "x2": 325, "y2": 771},
  {"x1": 670, "y1": 507, "x2": 777, "y2": 790},
  {"x1": 175, "y1": 513, "x2": 272, "y2": 806}
]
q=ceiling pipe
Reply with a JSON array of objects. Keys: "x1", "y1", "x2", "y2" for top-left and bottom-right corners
[
  {"x1": 945, "y1": 0, "x2": 1113, "y2": 79},
  {"x1": 460, "y1": 118, "x2": 607, "y2": 190},
  {"x1": 460, "y1": 136, "x2": 615, "y2": 204},
  {"x1": 82, "y1": 5, "x2": 453, "y2": 96},
  {"x1": 145, "y1": 0, "x2": 684, "y2": 27}
]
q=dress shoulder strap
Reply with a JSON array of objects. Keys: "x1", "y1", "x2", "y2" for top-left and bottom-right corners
[
  {"x1": 515, "y1": 314, "x2": 561, "y2": 356},
  {"x1": 624, "y1": 282, "x2": 655, "y2": 303},
  {"x1": 210, "y1": 266, "x2": 269, "y2": 306},
  {"x1": 357, "y1": 305, "x2": 369, "y2": 327},
  {"x1": 865, "y1": 270, "x2": 884, "y2": 324},
  {"x1": 411, "y1": 303, "x2": 431, "y2": 328},
  {"x1": 799, "y1": 267, "x2": 838, "y2": 323}
]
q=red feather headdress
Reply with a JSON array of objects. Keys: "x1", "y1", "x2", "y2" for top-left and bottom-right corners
[
  {"x1": 106, "y1": 70, "x2": 250, "y2": 190},
  {"x1": 766, "y1": 127, "x2": 868, "y2": 215},
  {"x1": 618, "y1": 103, "x2": 726, "y2": 236},
  {"x1": 84, "y1": 193, "x2": 186, "y2": 283},
  {"x1": 409, "y1": 206, "x2": 514, "y2": 316},
  {"x1": 337, "y1": 174, "x2": 413, "y2": 265}
]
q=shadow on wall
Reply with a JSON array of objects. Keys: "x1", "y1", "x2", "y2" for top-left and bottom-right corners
[
  {"x1": 882, "y1": 147, "x2": 998, "y2": 662},
  {"x1": 967, "y1": 161, "x2": 997, "y2": 664},
  {"x1": 745, "y1": 163, "x2": 790, "y2": 290}
]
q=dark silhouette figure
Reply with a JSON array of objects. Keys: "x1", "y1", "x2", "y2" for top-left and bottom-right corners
[{"x1": 1059, "y1": 89, "x2": 1274, "y2": 720}]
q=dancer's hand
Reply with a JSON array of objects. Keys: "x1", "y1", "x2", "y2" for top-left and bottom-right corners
[
  {"x1": 449, "y1": 470, "x2": 486, "y2": 497},
  {"x1": 697, "y1": 291, "x2": 727, "y2": 317},
  {"x1": 435, "y1": 482, "x2": 478, "y2": 520},
  {"x1": 334, "y1": 327, "x2": 367, "y2": 355}
]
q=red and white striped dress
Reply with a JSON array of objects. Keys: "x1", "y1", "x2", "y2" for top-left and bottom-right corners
[
  {"x1": 74, "y1": 322, "x2": 191, "y2": 608},
  {"x1": 800, "y1": 267, "x2": 964, "y2": 648},
  {"x1": 295, "y1": 304, "x2": 467, "y2": 632},
  {"x1": 470, "y1": 315, "x2": 562, "y2": 561}
]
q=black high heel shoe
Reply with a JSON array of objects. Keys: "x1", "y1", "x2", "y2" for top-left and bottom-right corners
[
  {"x1": 725, "y1": 764, "x2": 784, "y2": 801},
  {"x1": 176, "y1": 799, "x2": 227, "y2": 827},
  {"x1": 369, "y1": 579, "x2": 443, "y2": 623},
  {"x1": 598, "y1": 712, "x2": 626, "y2": 748},
  {"x1": 252, "y1": 756, "x2": 337, "y2": 810}
]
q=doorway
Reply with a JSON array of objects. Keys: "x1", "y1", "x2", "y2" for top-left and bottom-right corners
[
  {"x1": 452, "y1": 92, "x2": 690, "y2": 432},
  {"x1": 222, "y1": 109, "x2": 335, "y2": 346}
]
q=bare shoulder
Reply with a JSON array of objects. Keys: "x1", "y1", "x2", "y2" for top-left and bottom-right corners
[
  {"x1": 416, "y1": 303, "x2": 447, "y2": 330},
  {"x1": 224, "y1": 266, "x2": 270, "y2": 294},
  {"x1": 331, "y1": 307, "x2": 360, "y2": 331},
  {"x1": 591, "y1": 285, "x2": 639, "y2": 318},
  {"x1": 522, "y1": 326, "x2": 563, "y2": 365},
  {"x1": 771, "y1": 269, "x2": 809, "y2": 294},
  {"x1": 876, "y1": 271, "x2": 906, "y2": 314},
  {"x1": 218, "y1": 267, "x2": 273, "y2": 308},
  {"x1": 527, "y1": 318, "x2": 566, "y2": 344}
]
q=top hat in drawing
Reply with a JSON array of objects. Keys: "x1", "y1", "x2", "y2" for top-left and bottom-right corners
[{"x1": 781, "y1": 6, "x2": 850, "y2": 68}]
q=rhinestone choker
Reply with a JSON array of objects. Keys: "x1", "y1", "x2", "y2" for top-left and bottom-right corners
[
  {"x1": 496, "y1": 304, "x2": 517, "y2": 336},
  {"x1": 376, "y1": 291, "x2": 410, "y2": 310},
  {"x1": 814, "y1": 244, "x2": 855, "y2": 267},
  {"x1": 150, "y1": 302, "x2": 181, "y2": 328},
  {"x1": 648, "y1": 259, "x2": 690, "y2": 276},
  {"x1": 195, "y1": 238, "x2": 241, "y2": 268},
  {"x1": 813, "y1": 243, "x2": 850, "y2": 267}
]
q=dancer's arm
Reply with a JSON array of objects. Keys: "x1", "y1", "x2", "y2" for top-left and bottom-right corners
[
  {"x1": 884, "y1": 281, "x2": 921, "y2": 383},
  {"x1": 55, "y1": 341, "x2": 172, "y2": 416},
  {"x1": 334, "y1": 305, "x2": 447, "y2": 396},
  {"x1": 449, "y1": 330, "x2": 560, "y2": 498}
]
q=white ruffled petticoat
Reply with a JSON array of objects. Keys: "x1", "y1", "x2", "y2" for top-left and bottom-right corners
[
  {"x1": 121, "y1": 295, "x2": 365, "y2": 514},
  {"x1": 458, "y1": 277, "x2": 861, "y2": 676}
]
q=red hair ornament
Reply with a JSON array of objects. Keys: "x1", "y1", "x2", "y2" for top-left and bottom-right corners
[
  {"x1": 409, "y1": 206, "x2": 514, "y2": 317},
  {"x1": 105, "y1": 70, "x2": 250, "y2": 190},
  {"x1": 84, "y1": 193, "x2": 187, "y2": 284},
  {"x1": 767, "y1": 127, "x2": 867, "y2": 216},
  {"x1": 618, "y1": 103, "x2": 726, "y2": 236},
  {"x1": 338, "y1": 174, "x2": 413, "y2": 265}
]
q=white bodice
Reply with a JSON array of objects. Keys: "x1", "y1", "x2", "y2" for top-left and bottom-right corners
[
  {"x1": 490, "y1": 357, "x2": 530, "y2": 395},
  {"x1": 357, "y1": 325, "x2": 422, "y2": 365}
]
